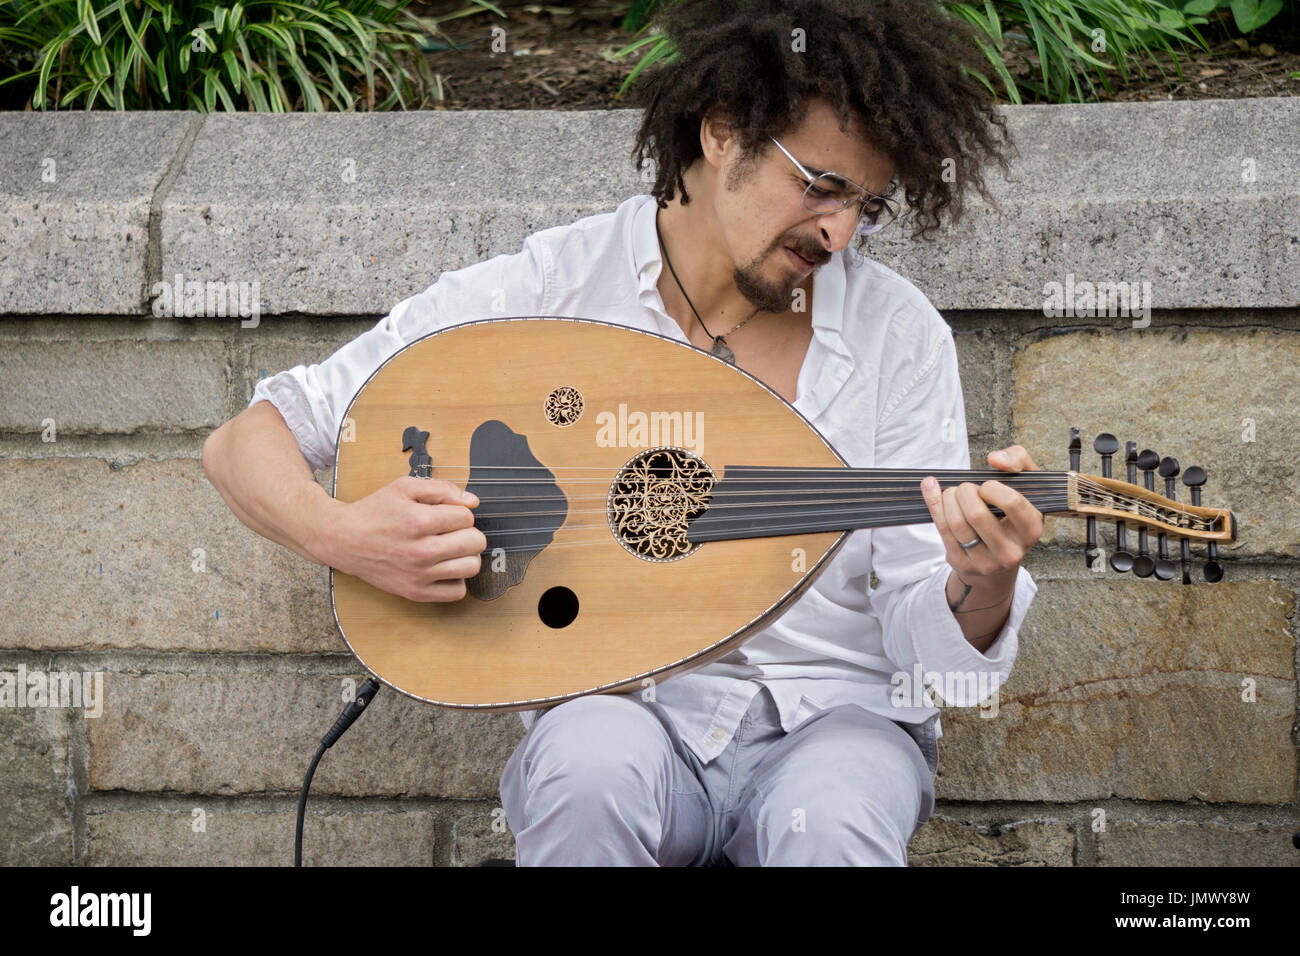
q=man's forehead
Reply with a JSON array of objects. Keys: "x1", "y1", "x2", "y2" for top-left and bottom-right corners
[{"x1": 778, "y1": 109, "x2": 891, "y2": 187}]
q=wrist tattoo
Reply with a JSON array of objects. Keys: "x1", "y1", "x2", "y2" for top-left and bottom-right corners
[{"x1": 948, "y1": 573, "x2": 1014, "y2": 614}]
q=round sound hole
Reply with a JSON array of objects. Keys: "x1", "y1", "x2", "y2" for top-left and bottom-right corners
[
  {"x1": 608, "y1": 447, "x2": 716, "y2": 562},
  {"x1": 538, "y1": 586, "x2": 579, "y2": 629},
  {"x1": 543, "y1": 386, "x2": 583, "y2": 426}
]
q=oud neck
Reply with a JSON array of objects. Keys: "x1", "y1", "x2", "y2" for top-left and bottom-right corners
[{"x1": 685, "y1": 466, "x2": 1072, "y2": 543}]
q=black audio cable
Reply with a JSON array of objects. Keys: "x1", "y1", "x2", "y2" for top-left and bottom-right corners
[{"x1": 295, "y1": 677, "x2": 382, "y2": 867}]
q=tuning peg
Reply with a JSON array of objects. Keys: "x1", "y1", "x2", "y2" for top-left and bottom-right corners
[
  {"x1": 1153, "y1": 456, "x2": 1180, "y2": 581},
  {"x1": 1094, "y1": 433, "x2": 1119, "y2": 476},
  {"x1": 1132, "y1": 449, "x2": 1160, "y2": 578},
  {"x1": 1161, "y1": 459, "x2": 1194, "y2": 585},
  {"x1": 1086, "y1": 433, "x2": 1117, "y2": 571},
  {"x1": 1109, "y1": 442, "x2": 1138, "y2": 572},
  {"x1": 1183, "y1": 466, "x2": 1224, "y2": 583},
  {"x1": 1067, "y1": 429, "x2": 1092, "y2": 568}
]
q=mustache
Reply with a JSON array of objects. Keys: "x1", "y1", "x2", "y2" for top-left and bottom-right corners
[{"x1": 783, "y1": 244, "x2": 828, "y2": 267}]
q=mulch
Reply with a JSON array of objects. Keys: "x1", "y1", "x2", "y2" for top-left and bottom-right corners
[{"x1": 411, "y1": 0, "x2": 1300, "y2": 110}]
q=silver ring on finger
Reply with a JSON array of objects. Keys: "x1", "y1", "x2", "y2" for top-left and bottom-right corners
[{"x1": 958, "y1": 535, "x2": 982, "y2": 550}]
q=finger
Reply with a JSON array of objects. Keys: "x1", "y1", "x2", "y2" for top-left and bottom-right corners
[
  {"x1": 404, "y1": 476, "x2": 479, "y2": 507},
  {"x1": 420, "y1": 579, "x2": 469, "y2": 603},
  {"x1": 951, "y1": 478, "x2": 1008, "y2": 567},
  {"x1": 420, "y1": 504, "x2": 478, "y2": 536},
  {"x1": 920, "y1": 476, "x2": 951, "y2": 540},
  {"x1": 941, "y1": 484, "x2": 981, "y2": 554},
  {"x1": 427, "y1": 524, "x2": 487, "y2": 559},
  {"x1": 954, "y1": 482, "x2": 1010, "y2": 568},
  {"x1": 428, "y1": 553, "x2": 482, "y2": 580},
  {"x1": 978, "y1": 480, "x2": 1045, "y2": 547},
  {"x1": 988, "y1": 445, "x2": 1039, "y2": 472}
]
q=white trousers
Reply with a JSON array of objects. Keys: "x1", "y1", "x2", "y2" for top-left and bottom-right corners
[{"x1": 499, "y1": 683, "x2": 938, "y2": 866}]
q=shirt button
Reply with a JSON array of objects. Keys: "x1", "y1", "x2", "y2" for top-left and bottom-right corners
[{"x1": 711, "y1": 728, "x2": 726, "y2": 742}]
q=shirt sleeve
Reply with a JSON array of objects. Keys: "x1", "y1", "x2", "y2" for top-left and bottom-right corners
[
  {"x1": 248, "y1": 232, "x2": 554, "y2": 473},
  {"x1": 867, "y1": 308, "x2": 1037, "y2": 706}
]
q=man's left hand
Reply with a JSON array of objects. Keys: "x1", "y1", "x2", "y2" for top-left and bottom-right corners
[{"x1": 919, "y1": 445, "x2": 1046, "y2": 578}]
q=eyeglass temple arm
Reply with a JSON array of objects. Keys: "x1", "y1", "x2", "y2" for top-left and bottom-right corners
[{"x1": 769, "y1": 136, "x2": 893, "y2": 205}]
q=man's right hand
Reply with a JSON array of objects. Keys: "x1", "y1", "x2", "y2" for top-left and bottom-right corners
[{"x1": 325, "y1": 476, "x2": 487, "y2": 603}]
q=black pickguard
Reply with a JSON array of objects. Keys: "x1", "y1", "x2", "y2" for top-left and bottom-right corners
[{"x1": 463, "y1": 420, "x2": 567, "y2": 600}]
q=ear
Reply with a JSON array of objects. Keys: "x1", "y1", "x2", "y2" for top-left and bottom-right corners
[{"x1": 699, "y1": 108, "x2": 736, "y2": 170}]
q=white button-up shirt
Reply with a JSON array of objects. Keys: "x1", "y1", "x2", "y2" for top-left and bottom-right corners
[{"x1": 250, "y1": 192, "x2": 1037, "y2": 765}]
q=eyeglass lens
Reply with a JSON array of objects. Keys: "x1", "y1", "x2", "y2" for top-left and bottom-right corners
[{"x1": 804, "y1": 173, "x2": 896, "y2": 228}]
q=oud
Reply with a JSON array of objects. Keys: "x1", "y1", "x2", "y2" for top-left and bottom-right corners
[{"x1": 331, "y1": 318, "x2": 1237, "y2": 711}]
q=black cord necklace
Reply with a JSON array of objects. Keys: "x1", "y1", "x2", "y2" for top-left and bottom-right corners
[{"x1": 655, "y1": 209, "x2": 759, "y2": 365}]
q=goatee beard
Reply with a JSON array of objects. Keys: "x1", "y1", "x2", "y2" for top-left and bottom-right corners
[{"x1": 733, "y1": 252, "x2": 802, "y2": 315}]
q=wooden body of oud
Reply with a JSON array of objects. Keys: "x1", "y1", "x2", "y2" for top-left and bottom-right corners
[{"x1": 332, "y1": 318, "x2": 848, "y2": 711}]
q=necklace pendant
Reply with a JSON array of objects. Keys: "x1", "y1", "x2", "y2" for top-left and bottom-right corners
[{"x1": 710, "y1": 337, "x2": 735, "y2": 365}]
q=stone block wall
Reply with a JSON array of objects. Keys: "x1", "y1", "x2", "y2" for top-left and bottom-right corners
[{"x1": 1, "y1": 100, "x2": 1296, "y2": 865}]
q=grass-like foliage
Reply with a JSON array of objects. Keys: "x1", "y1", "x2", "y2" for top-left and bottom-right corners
[
  {"x1": 613, "y1": 0, "x2": 1218, "y2": 104},
  {"x1": 0, "y1": 0, "x2": 503, "y2": 110}
]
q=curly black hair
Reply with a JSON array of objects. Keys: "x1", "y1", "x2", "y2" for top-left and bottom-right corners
[{"x1": 628, "y1": 0, "x2": 1017, "y2": 242}]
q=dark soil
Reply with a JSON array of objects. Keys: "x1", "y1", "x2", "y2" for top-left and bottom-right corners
[
  {"x1": 414, "y1": 0, "x2": 1300, "y2": 109},
  {"x1": 414, "y1": 0, "x2": 642, "y2": 109}
]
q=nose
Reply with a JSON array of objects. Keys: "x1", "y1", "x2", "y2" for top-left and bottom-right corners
[{"x1": 814, "y1": 205, "x2": 860, "y2": 254}]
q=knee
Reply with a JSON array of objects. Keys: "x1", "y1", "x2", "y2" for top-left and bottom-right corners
[
  {"x1": 522, "y1": 694, "x2": 671, "y2": 797},
  {"x1": 502, "y1": 695, "x2": 687, "y2": 865},
  {"x1": 776, "y1": 770, "x2": 917, "y2": 833},
  {"x1": 758, "y1": 783, "x2": 917, "y2": 865},
  {"x1": 750, "y1": 714, "x2": 925, "y2": 864}
]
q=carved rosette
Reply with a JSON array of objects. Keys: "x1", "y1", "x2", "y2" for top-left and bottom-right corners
[
  {"x1": 543, "y1": 386, "x2": 584, "y2": 426},
  {"x1": 608, "y1": 447, "x2": 716, "y2": 561}
]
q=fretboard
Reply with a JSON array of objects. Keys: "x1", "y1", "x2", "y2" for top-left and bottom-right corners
[{"x1": 685, "y1": 466, "x2": 1070, "y2": 542}]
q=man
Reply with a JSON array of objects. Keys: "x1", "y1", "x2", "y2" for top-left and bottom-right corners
[{"x1": 203, "y1": 0, "x2": 1041, "y2": 866}]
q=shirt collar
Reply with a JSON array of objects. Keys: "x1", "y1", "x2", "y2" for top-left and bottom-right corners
[{"x1": 630, "y1": 194, "x2": 672, "y2": 334}]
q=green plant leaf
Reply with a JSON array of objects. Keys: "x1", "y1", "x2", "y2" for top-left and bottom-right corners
[
  {"x1": 245, "y1": 23, "x2": 290, "y2": 53},
  {"x1": 306, "y1": 45, "x2": 355, "y2": 109},
  {"x1": 153, "y1": 49, "x2": 170, "y2": 102},
  {"x1": 284, "y1": 18, "x2": 349, "y2": 56},
  {"x1": 606, "y1": 30, "x2": 665, "y2": 61},
  {"x1": 333, "y1": 7, "x2": 377, "y2": 55},
  {"x1": 91, "y1": 44, "x2": 111, "y2": 79},
  {"x1": 243, "y1": 70, "x2": 271, "y2": 111},
  {"x1": 87, "y1": 73, "x2": 110, "y2": 108},
  {"x1": 285, "y1": 51, "x2": 324, "y2": 111},
  {"x1": 117, "y1": 1, "x2": 157, "y2": 73},
  {"x1": 372, "y1": 56, "x2": 411, "y2": 109},
  {"x1": 615, "y1": 34, "x2": 678, "y2": 96},
  {"x1": 210, "y1": 72, "x2": 236, "y2": 110},
  {"x1": 1231, "y1": 0, "x2": 1284, "y2": 31},
  {"x1": 971, "y1": 31, "x2": 1022, "y2": 103},
  {"x1": 222, "y1": 48, "x2": 241, "y2": 92},
  {"x1": 264, "y1": 50, "x2": 293, "y2": 110},
  {"x1": 35, "y1": 33, "x2": 67, "y2": 108},
  {"x1": 0, "y1": 68, "x2": 43, "y2": 94},
  {"x1": 77, "y1": 0, "x2": 102, "y2": 45},
  {"x1": 58, "y1": 78, "x2": 94, "y2": 106},
  {"x1": 982, "y1": 0, "x2": 1004, "y2": 48}
]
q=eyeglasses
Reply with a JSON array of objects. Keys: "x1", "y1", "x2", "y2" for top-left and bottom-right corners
[{"x1": 768, "y1": 136, "x2": 900, "y2": 236}]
